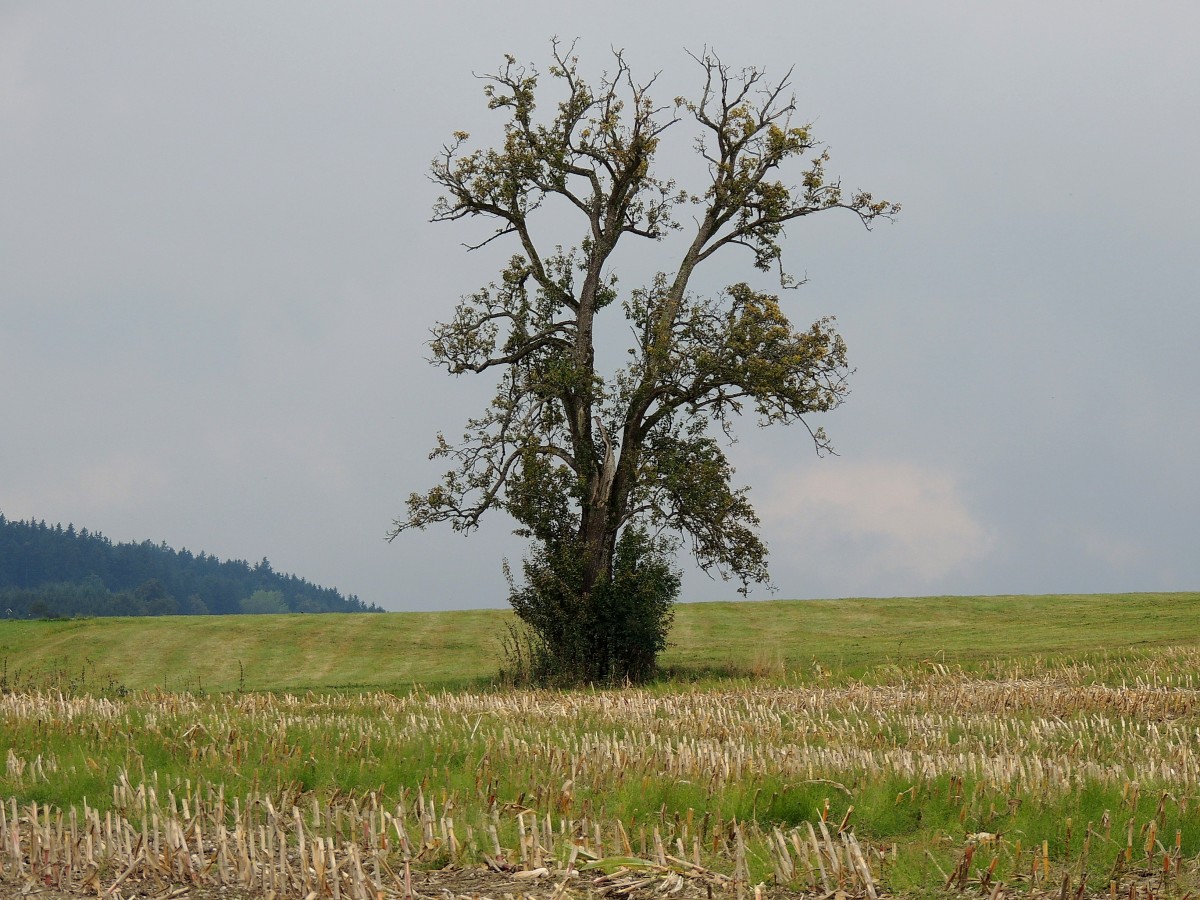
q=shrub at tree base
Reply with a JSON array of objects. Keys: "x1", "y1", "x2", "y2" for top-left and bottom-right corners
[{"x1": 505, "y1": 529, "x2": 678, "y2": 684}]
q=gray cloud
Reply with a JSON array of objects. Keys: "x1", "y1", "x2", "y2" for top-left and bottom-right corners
[{"x1": 2, "y1": 2, "x2": 1197, "y2": 609}]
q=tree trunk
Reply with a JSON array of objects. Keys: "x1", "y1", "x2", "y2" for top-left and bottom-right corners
[
  {"x1": 578, "y1": 412, "x2": 619, "y2": 595},
  {"x1": 578, "y1": 507, "x2": 615, "y2": 597}
]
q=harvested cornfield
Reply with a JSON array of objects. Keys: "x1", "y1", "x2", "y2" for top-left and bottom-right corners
[{"x1": 2, "y1": 646, "x2": 1199, "y2": 898}]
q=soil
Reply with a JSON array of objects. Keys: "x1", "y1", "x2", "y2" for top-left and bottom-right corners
[{"x1": 0, "y1": 864, "x2": 777, "y2": 900}]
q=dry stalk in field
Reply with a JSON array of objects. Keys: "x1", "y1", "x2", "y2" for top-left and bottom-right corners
[
  {"x1": 3, "y1": 647, "x2": 1200, "y2": 897},
  {"x1": 2, "y1": 776, "x2": 866, "y2": 898}
]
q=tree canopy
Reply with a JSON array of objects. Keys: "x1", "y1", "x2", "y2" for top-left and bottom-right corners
[{"x1": 391, "y1": 42, "x2": 897, "y2": 681}]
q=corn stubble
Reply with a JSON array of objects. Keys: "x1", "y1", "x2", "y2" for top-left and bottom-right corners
[{"x1": 2, "y1": 647, "x2": 1199, "y2": 898}]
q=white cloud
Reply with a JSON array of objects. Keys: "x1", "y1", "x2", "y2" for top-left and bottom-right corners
[{"x1": 759, "y1": 460, "x2": 994, "y2": 594}]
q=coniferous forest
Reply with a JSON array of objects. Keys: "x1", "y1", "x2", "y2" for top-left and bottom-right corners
[{"x1": 0, "y1": 514, "x2": 381, "y2": 619}]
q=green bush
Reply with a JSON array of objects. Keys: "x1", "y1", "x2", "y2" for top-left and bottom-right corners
[{"x1": 504, "y1": 528, "x2": 678, "y2": 685}]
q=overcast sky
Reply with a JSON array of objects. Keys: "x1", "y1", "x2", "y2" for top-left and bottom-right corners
[{"x1": 2, "y1": 3, "x2": 1197, "y2": 610}]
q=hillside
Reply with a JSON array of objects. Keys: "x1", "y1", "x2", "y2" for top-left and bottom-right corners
[
  {"x1": 0, "y1": 514, "x2": 380, "y2": 618},
  {"x1": 1, "y1": 591, "x2": 1196, "y2": 692}
]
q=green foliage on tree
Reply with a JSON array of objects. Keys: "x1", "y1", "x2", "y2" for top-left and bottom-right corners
[
  {"x1": 390, "y1": 41, "x2": 897, "y2": 683},
  {"x1": 504, "y1": 527, "x2": 678, "y2": 684}
]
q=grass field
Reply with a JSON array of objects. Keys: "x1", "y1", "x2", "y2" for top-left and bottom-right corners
[
  {"x1": 2, "y1": 592, "x2": 1198, "y2": 692},
  {"x1": 2, "y1": 592, "x2": 1199, "y2": 899}
]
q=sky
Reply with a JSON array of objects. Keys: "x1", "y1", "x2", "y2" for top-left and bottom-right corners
[{"x1": 2, "y1": 3, "x2": 1198, "y2": 611}]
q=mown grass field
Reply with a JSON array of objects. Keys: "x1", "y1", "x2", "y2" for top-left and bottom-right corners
[
  {"x1": 2, "y1": 592, "x2": 1198, "y2": 692},
  {"x1": 2, "y1": 592, "x2": 1199, "y2": 900}
]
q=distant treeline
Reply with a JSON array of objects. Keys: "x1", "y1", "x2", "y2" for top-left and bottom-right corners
[{"x1": 0, "y1": 514, "x2": 381, "y2": 619}]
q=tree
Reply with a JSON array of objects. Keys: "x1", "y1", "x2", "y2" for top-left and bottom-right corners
[
  {"x1": 134, "y1": 578, "x2": 178, "y2": 616},
  {"x1": 241, "y1": 590, "x2": 289, "y2": 615},
  {"x1": 390, "y1": 42, "x2": 897, "y2": 682},
  {"x1": 181, "y1": 594, "x2": 211, "y2": 616}
]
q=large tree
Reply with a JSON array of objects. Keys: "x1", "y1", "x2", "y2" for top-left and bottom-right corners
[{"x1": 390, "y1": 42, "x2": 897, "y2": 682}]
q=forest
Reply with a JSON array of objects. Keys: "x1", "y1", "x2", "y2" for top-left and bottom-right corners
[{"x1": 0, "y1": 514, "x2": 380, "y2": 618}]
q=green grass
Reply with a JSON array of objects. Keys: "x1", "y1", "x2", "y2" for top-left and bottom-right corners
[
  {"x1": 3, "y1": 593, "x2": 1200, "y2": 898},
  {"x1": 1, "y1": 592, "x2": 1197, "y2": 692},
  {"x1": 5, "y1": 649, "x2": 1200, "y2": 896},
  {"x1": 667, "y1": 592, "x2": 1200, "y2": 674}
]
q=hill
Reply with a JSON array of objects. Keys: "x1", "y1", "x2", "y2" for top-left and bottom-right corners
[
  {"x1": 0, "y1": 513, "x2": 380, "y2": 618},
  {"x1": 1, "y1": 591, "x2": 1196, "y2": 692}
]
